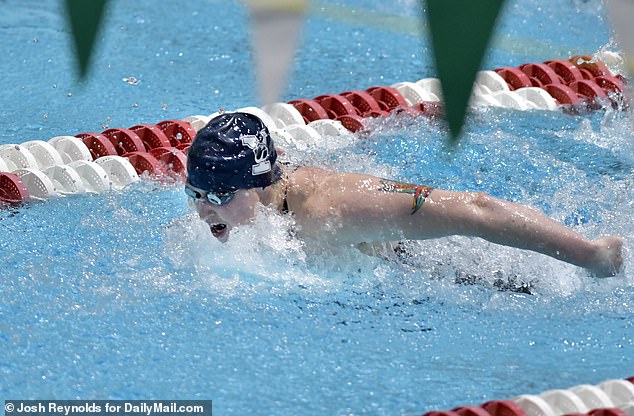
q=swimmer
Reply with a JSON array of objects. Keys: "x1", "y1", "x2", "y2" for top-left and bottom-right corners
[{"x1": 185, "y1": 112, "x2": 624, "y2": 277}]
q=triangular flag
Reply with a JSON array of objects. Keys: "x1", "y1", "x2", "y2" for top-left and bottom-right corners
[
  {"x1": 606, "y1": 0, "x2": 634, "y2": 75},
  {"x1": 245, "y1": 0, "x2": 309, "y2": 105},
  {"x1": 65, "y1": 0, "x2": 108, "y2": 78},
  {"x1": 425, "y1": 0, "x2": 505, "y2": 141}
]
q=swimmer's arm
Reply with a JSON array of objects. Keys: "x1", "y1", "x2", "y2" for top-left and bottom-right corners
[
  {"x1": 377, "y1": 179, "x2": 434, "y2": 215},
  {"x1": 312, "y1": 176, "x2": 435, "y2": 244}
]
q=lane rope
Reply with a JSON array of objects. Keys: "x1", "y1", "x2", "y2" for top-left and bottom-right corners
[
  {"x1": 0, "y1": 52, "x2": 626, "y2": 208},
  {"x1": 420, "y1": 376, "x2": 634, "y2": 416}
]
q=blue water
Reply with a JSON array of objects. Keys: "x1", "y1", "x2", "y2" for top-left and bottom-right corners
[{"x1": 1, "y1": 0, "x2": 633, "y2": 415}]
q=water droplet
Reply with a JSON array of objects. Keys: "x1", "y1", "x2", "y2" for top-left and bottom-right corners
[{"x1": 122, "y1": 76, "x2": 140, "y2": 86}]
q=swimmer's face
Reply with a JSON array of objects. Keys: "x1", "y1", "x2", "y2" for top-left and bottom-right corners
[{"x1": 192, "y1": 188, "x2": 260, "y2": 242}]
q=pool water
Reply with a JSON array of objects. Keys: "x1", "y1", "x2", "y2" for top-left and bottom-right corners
[{"x1": 1, "y1": 0, "x2": 633, "y2": 415}]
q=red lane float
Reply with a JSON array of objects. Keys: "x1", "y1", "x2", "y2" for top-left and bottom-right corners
[
  {"x1": 595, "y1": 76, "x2": 624, "y2": 93},
  {"x1": 156, "y1": 120, "x2": 196, "y2": 147},
  {"x1": 102, "y1": 128, "x2": 146, "y2": 155},
  {"x1": 124, "y1": 151, "x2": 163, "y2": 177},
  {"x1": 520, "y1": 63, "x2": 563, "y2": 86},
  {"x1": 579, "y1": 68, "x2": 595, "y2": 80},
  {"x1": 546, "y1": 59, "x2": 585, "y2": 85},
  {"x1": 495, "y1": 67, "x2": 533, "y2": 90},
  {"x1": 149, "y1": 147, "x2": 187, "y2": 170},
  {"x1": 529, "y1": 77, "x2": 545, "y2": 88},
  {"x1": 454, "y1": 406, "x2": 493, "y2": 416},
  {"x1": 0, "y1": 173, "x2": 30, "y2": 204},
  {"x1": 127, "y1": 147, "x2": 187, "y2": 179},
  {"x1": 570, "y1": 80, "x2": 609, "y2": 102},
  {"x1": 314, "y1": 94, "x2": 359, "y2": 118},
  {"x1": 155, "y1": 148, "x2": 187, "y2": 179},
  {"x1": 481, "y1": 401, "x2": 525, "y2": 416},
  {"x1": 594, "y1": 76, "x2": 626, "y2": 105},
  {"x1": 288, "y1": 98, "x2": 329, "y2": 123},
  {"x1": 366, "y1": 86, "x2": 408, "y2": 111},
  {"x1": 175, "y1": 143, "x2": 191, "y2": 154},
  {"x1": 569, "y1": 55, "x2": 611, "y2": 78},
  {"x1": 340, "y1": 90, "x2": 385, "y2": 117},
  {"x1": 76, "y1": 132, "x2": 118, "y2": 160},
  {"x1": 335, "y1": 114, "x2": 365, "y2": 132},
  {"x1": 161, "y1": 152, "x2": 187, "y2": 178},
  {"x1": 149, "y1": 147, "x2": 174, "y2": 160},
  {"x1": 129, "y1": 124, "x2": 172, "y2": 150},
  {"x1": 544, "y1": 84, "x2": 583, "y2": 105}
]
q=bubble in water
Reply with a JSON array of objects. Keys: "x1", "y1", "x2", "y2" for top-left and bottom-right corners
[{"x1": 122, "y1": 76, "x2": 140, "y2": 86}]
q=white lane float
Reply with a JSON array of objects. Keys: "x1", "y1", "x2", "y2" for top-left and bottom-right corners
[
  {"x1": 48, "y1": 136, "x2": 93, "y2": 164},
  {"x1": 43, "y1": 165, "x2": 86, "y2": 195},
  {"x1": 22, "y1": 140, "x2": 65, "y2": 169},
  {"x1": 261, "y1": 102, "x2": 306, "y2": 128}
]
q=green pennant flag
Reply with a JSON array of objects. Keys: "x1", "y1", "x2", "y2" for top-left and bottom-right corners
[
  {"x1": 65, "y1": 0, "x2": 108, "y2": 78},
  {"x1": 426, "y1": 0, "x2": 505, "y2": 141}
]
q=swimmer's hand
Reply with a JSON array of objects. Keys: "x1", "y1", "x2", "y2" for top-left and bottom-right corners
[{"x1": 589, "y1": 236, "x2": 624, "y2": 277}]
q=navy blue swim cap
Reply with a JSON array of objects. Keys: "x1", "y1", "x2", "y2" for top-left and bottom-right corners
[{"x1": 186, "y1": 112, "x2": 282, "y2": 193}]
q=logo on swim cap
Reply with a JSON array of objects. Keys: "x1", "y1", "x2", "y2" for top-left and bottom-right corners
[
  {"x1": 240, "y1": 134, "x2": 272, "y2": 176},
  {"x1": 186, "y1": 112, "x2": 282, "y2": 193}
]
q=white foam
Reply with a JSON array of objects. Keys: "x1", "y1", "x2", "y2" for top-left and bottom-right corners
[{"x1": 164, "y1": 207, "x2": 334, "y2": 296}]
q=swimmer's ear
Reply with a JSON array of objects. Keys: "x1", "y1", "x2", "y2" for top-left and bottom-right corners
[{"x1": 276, "y1": 147, "x2": 286, "y2": 157}]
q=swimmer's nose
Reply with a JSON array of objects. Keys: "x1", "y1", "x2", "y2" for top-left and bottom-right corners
[{"x1": 194, "y1": 202, "x2": 220, "y2": 223}]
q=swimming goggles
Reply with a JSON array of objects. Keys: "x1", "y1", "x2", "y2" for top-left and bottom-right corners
[{"x1": 184, "y1": 181, "x2": 235, "y2": 205}]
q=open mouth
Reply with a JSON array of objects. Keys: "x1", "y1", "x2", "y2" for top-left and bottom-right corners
[{"x1": 210, "y1": 223, "x2": 227, "y2": 238}]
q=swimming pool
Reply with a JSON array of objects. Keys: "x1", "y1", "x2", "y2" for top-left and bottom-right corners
[{"x1": 1, "y1": 0, "x2": 633, "y2": 415}]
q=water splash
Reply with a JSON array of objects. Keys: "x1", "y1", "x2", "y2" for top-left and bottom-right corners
[{"x1": 164, "y1": 206, "x2": 338, "y2": 297}]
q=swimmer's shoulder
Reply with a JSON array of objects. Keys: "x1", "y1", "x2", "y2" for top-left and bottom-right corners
[
  {"x1": 285, "y1": 166, "x2": 338, "y2": 205},
  {"x1": 288, "y1": 166, "x2": 331, "y2": 185}
]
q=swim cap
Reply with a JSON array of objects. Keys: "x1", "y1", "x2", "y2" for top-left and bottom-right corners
[{"x1": 186, "y1": 112, "x2": 282, "y2": 193}]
